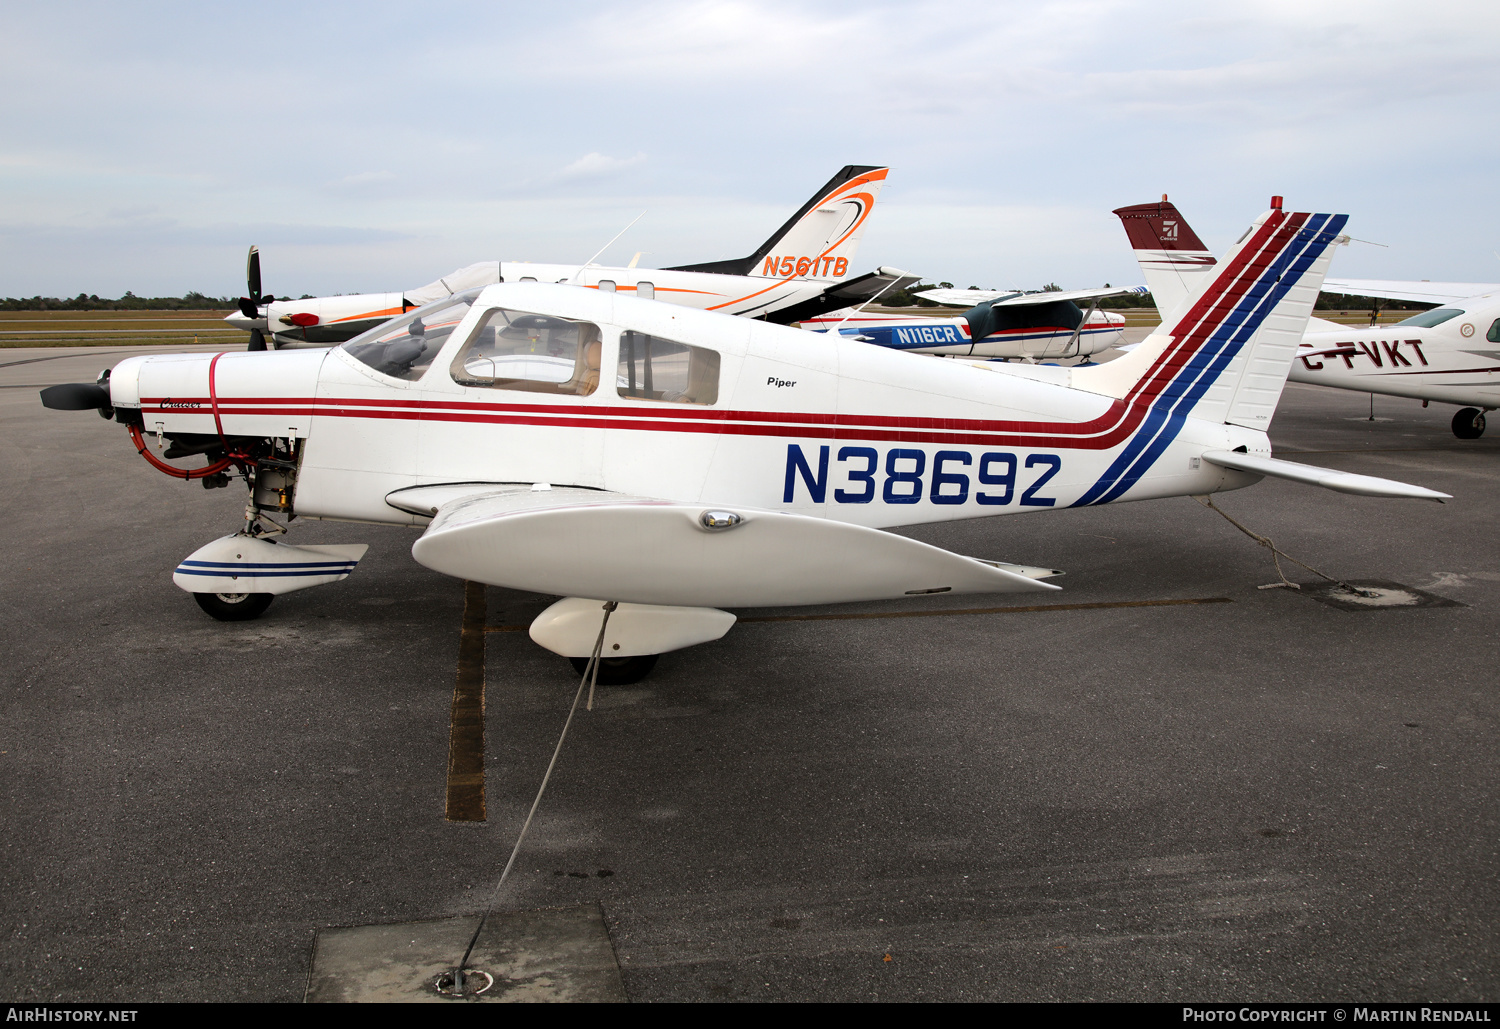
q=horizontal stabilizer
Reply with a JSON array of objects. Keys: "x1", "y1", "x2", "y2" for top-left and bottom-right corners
[
  {"x1": 411, "y1": 486, "x2": 1059, "y2": 608},
  {"x1": 1202, "y1": 451, "x2": 1450, "y2": 502}
]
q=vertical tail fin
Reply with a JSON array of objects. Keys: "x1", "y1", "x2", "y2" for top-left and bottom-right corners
[
  {"x1": 1113, "y1": 198, "x2": 1217, "y2": 319},
  {"x1": 1077, "y1": 202, "x2": 1348, "y2": 428},
  {"x1": 666, "y1": 166, "x2": 889, "y2": 281},
  {"x1": 1065, "y1": 203, "x2": 1347, "y2": 507}
]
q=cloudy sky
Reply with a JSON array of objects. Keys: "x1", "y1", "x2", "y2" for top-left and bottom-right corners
[{"x1": 2, "y1": 0, "x2": 1496, "y2": 299}]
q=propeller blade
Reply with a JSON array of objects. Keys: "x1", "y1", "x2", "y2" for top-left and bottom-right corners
[
  {"x1": 237, "y1": 297, "x2": 259, "y2": 319},
  {"x1": 247, "y1": 245, "x2": 262, "y2": 303},
  {"x1": 248, "y1": 328, "x2": 267, "y2": 352},
  {"x1": 40, "y1": 383, "x2": 111, "y2": 411}
]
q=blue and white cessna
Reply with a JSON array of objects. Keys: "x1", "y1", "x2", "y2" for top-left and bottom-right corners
[
  {"x1": 43, "y1": 199, "x2": 1447, "y2": 682},
  {"x1": 801, "y1": 285, "x2": 1141, "y2": 362}
]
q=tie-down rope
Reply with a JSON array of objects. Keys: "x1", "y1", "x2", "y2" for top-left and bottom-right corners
[
  {"x1": 450, "y1": 600, "x2": 617, "y2": 996},
  {"x1": 1194, "y1": 495, "x2": 1376, "y2": 598}
]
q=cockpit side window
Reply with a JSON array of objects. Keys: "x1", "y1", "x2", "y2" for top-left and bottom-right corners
[
  {"x1": 450, "y1": 307, "x2": 603, "y2": 396},
  {"x1": 617, "y1": 331, "x2": 720, "y2": 405},
  {"x1": 1396, "y1": 307, "x2": 1463, "y2": 328},
  {"x1": 1488, "y1": 318, "x2": 1500, "y2": 344},
  {"x1": 341, "y1": 292, "x2": 478, "y2": 381}
]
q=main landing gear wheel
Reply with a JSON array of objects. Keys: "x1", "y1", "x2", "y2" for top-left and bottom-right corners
[
  {"x1": 569, "y1": 654, "x2": 658, "y2": 685},
  {"x1": 1452, "y1": 407, "x2": 1487, "y2": 440},
  {"x1": 194, "y1": 592, "x2": 273, "y2": 622}
]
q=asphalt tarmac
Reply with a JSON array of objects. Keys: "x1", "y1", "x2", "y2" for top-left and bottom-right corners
[{"x1": 3, "y1": 344, "x2": 1497, "y2": 1002}]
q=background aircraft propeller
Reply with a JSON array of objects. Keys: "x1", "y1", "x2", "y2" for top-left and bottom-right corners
[{"x1": 237, "y1": 245, "x2": 277, "y2": 352}]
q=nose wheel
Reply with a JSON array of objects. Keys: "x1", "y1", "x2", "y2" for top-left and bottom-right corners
[
  {"x1": 1452, "y1": 407, "x2": 1487, "y2": 440},
  {"x1": 194, "y1": 592, "x2": 273, "y2": 621}
]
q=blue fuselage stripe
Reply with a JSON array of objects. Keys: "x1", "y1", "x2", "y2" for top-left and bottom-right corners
[
  {"x1": 174, "y1": 566, "x2": 355, "y2": 577},
  {"x1": 178, "y1": 560, "x2": 357, "y2": 570}
]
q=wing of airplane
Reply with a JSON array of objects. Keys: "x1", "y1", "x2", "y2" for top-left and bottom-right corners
[
  {"x1": 764, "y1": 267, "x2": 923, "y2": 325},
  {"x1": 916, "y1": 286, "x2": 1147, "y2": 308},
  {"x1": 397, "y1": 484, "x2": 1060, "y2": 609},
  {"x1": 1319, "y1": 279, "x2": 1500, "y2": 305}
]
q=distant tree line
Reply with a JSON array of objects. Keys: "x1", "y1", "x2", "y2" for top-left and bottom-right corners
[
  {"x1": 1, "y1": 292, "x2": 234, "y2": 311},
  {"x1": 1096, "y1": 292, "x2": 1156, "y2": 309}
]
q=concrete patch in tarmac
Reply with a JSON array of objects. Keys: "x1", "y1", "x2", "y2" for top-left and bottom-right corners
[
  {"x1": 305, "y1": 903, "x2": 626, "y2": 1003},
  {"x1": 1296, "y1": 579, "x2": 1464, "y2": 611}
]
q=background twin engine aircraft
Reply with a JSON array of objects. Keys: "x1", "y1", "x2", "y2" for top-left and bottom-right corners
[
  {"x1": 1116, "y1": 198, "x2": 1500, "y2": 439},
  {"x1": 227, "y1": 166, "x2": 918, "y2": 350},
  {"x1": 45, "y1": 200, "x2": 1451, "y2": 682}
]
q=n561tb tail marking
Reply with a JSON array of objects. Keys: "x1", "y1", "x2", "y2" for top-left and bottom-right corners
[{"x1": 44, "y1": 200, "x2": 1447, "y2": 681}]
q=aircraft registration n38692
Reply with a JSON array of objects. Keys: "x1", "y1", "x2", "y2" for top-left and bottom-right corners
[{"x1": 43, "y1": 201, "x2": 1449, "y2": 682}]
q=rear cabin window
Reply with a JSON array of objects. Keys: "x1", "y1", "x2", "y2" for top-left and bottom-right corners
[
  {"x1": 617, "y1": 331, "x2": 720, "y2": 405},
  {"x1": 451, "y1": 308, "x2": 603, "y2": 396}
]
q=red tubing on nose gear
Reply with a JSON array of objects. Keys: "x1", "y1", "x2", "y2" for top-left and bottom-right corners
[{"x1": 127, "y1": 423, "x2": 235, "y2": 480}]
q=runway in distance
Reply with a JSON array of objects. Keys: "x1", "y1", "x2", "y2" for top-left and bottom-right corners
[
  {"x1": 801, "y1": 284, "x2": 1143, "y2": 362},
  {"x1": 43, "y1": 199, "x2": 1448, "y2": 683},
  {"x1": 1116, "y1": 197, "x2": 1500, "y2": 438},
  {"x1": 227, "y1": 166, "x2": 918, "y2": 350}
]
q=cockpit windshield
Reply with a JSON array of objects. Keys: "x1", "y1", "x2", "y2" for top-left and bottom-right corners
[
  {"x1": 1396, "y1": 307, "x2": 1463, "y2": 328},
  {"x1": 341, "y1": 288, "x2": 483, "y2": 381}
]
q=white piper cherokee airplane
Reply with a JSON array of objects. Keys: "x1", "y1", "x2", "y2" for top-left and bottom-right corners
[
  {"x1": 226, "y1": 166, "x2": 918, "y2": 350},
  {"x1": 43, "y1": 199, "x2": 1450, "y2": 684},
  {"x1": 799, "y1": 284, "x2": 1142, "y2": 362},
  {"x1": 1116, "y1": 197, "x2": 1500, "y2": 439}
]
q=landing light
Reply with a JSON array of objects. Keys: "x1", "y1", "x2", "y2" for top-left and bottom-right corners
[{"x1": 699, "y1": 510, "x2": 742, "y2": 530}]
